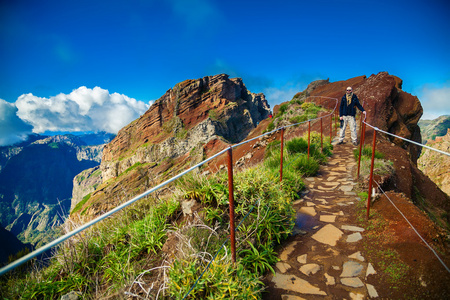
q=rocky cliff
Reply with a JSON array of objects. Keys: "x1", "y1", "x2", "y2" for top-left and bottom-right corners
[
  {"x1": 297, "y1": 72, "x2": 447, "y2": 228},
  {"x1": 418, "y1": 115, "x2": 450, "y2": 143},
  {"x1": 292, "y1": 72, "x2": 423, "y2": 164},
  {"x1": 71, "y1": 166, "x2": 102, "y2": 212},
  {"x1": 0, "y1": 133, "x2": 114, "y2": 248},
  {"x1": 100, "y1": 74, "x2": 270, "y2": 182},
  {"x1": 72, "y1": 72, "x2": 449, "y2": 231},
  {"x1": 418, "y1": 129, "x2": 450, "y2": 196},
  {"x1": 70, "y1": 74, "x2": 269, "y2": 219}
]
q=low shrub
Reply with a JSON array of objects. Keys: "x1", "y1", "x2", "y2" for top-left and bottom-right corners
[
  {"x1": 289, "y1": 153, "x2": 320, "y2": 177},
  {"x1": 353, "y1": 146, "x2": 384, "y2": 160}
]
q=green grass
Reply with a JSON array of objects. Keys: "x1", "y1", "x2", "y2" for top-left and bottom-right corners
[
  {"x1": 70, "y1": 193, "x2": 91, "y2": 215},
  {"x1": 2, "y1": 198, "x2": 179, "y2": 299},
  {"x1": 276, "y1": 103, "x2": 289, "y2": 117},
  {"x1": 354, "y1": 189, "x2": 411, "y2": 290},
  {"x1": 2, "y1": 128, "x2": 333, "y2": 300},
  {"x1": 208, "y1": 109, "x2": 218, "y2": 121},
  {"x1": 265, "y1": 120, "x2": 275, "y2": 132},
  {"x1": 353, "y1": 145, "x2": 384, "y2": 160},
  {"x1": 48, "y1": 142, "x2": 59, "y2": 149}
]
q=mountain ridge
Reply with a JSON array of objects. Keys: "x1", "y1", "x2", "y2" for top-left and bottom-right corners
[
  {"x1": 0, "y1": 132, "x2": 114, "y2": 252},
  {"x1": 3, "y1": 72, "x2": 450, "y2": 299},
  {"x1": 100, "y1": 73, "x2": 270, "y2": 182},
  {"x1": 418, "y1": 115, "x2": 450, "y2": 143}
]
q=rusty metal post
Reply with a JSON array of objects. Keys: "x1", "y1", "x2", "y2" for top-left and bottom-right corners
[
  {"x1": 227, "y1": 147, "x2": 236, "y2": 263},
  {"x1": 366, "y1": 129, "x2": 377, "y2": 219},
  {"x1": 307, "y1": 120, "x2": 311, "y2": 160},
  {"x1": 320, "y1": 118, "x2": 323, "y2": 151},
  {"x1": 330, "y1": 114, "x2": 332, "y2": 144},
  {"x1": 280, "y1": 127, "x2": 285, "y2": 182},
  {"x1": 357, "y1": 122, "x2": 366, "y2": 177}
]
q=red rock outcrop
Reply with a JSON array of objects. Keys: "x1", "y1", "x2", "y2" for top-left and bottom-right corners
[
  {"x1": 100, "y1": 74, "x2": 270, "y2": 181},
  {"x1": 355, "y1": 72, "x2": 423, "y2": 163},
  {"x1": 298, "y1": 72, "x2": 423, "y2": 164},
  {"x1": 296, "y1": 72, "x2": 447, "y2": 226}
]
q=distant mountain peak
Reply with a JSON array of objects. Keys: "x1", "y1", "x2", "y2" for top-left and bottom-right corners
[{"x1": 100, "y1": 74, "x2": 270, "y2": 182}]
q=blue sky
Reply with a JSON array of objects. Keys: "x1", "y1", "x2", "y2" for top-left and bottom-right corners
[{"x1": 1, "y1": 0, "x2": 449, "y2": 145}]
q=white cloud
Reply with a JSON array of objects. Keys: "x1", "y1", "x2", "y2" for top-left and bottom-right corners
[
  {"x1": 420, "y1": 85, "x2": 450, "y2": 120},
  {"x1": 15, "y1": 86, "x2": 150, "y2": 134},
  {"x1": 0, "y1": 99, "x2": 33, "y2": 146}
]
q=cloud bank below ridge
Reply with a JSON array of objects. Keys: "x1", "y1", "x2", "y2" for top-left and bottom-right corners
[{"x1": 0, "y1": 87, "x2": 150, "y2": 146}]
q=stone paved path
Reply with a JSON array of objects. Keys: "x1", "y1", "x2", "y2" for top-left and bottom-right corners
[{"x1": 263, "y1": 142, "x2": 380, "y2": 300}]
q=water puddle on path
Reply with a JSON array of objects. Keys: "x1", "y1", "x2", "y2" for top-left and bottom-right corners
[{"x1": 293, "y1": 212, "x2": 320, "y2": 235}]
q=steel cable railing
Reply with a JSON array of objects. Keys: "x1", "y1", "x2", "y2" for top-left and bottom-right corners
[
  {"x1": 0, "y1": 96, "x2": 339, "y2": 283},
  {"x1": 363, "y1": 119, "x2": 450, "y2": 157},
  {"x1": 360, "y1": 116, "x2": 450, "y2": 274},
  {"x1": 373, "y1": 179, "x2": 450, "y2": 273},
  {"x1": 181, "y1": 197, "x2": 261, "y2": 299},
  {"x1": 0, "y1": 146, "x2": 229, "y2": 276},
  {"x1": 181, "y1": 97, "x2": 339, "y2": 298}
]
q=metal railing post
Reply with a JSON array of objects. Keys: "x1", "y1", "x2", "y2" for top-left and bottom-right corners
[
  {"x1": 280, "y1": 127, "x2": 285, "y2": 182},
  {"x1": 320, "y1": 118, "x2": 323, "y2": 151},
  {"x1": 308, "y1": 120, "x2": 311, "y2": 160},
  {"x1": 227, "y1": 147, "x2": 236, "y2": 263},
  {"x1": 330, "y1": 114, "x2": 332, "y2": 144},
  {"x1": 366, "y1": 129, "x2": 377, "y2": 219}
]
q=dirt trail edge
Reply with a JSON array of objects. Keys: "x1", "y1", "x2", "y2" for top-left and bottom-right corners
[{"x1": 262, "y1": 143, "x2": 379, "y2": 300}]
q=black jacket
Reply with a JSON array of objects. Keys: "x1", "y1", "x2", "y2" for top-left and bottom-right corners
[{"x1": 339, "y1": 93, "x2": 365, "y2": 117}]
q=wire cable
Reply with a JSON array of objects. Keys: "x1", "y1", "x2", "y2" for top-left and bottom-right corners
[
  {"x1": 373, "y1": 180, "x2": 450, "y2": 273},
  {"x1": 0, "y1": 97, "x2": 338, "y2": 276},
  {"x1": 363, "y1": 121, "x2": 450, "y2": 157}
]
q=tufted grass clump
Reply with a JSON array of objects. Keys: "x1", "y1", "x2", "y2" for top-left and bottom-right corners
[
  {"x1": 286, "y1": 134, "x2": 333, "y2": 165},
  {"x1": 354, "y1": 146, "x2": 394, "y2": 178},
  {"x1": 1, "y1": 198, "x2": 180, "y2": 299},
  {"x1": 170, "y1": 162, "x2": 299, "y2": 298},
  {"x1": 353, "y1": 145, "x2": 384, "y2": 160},
  {"x1": 2, "y1": 127, "x2": 333, "y2": 299}
]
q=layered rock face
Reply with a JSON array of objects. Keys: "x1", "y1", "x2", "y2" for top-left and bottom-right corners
[
  {"x1": 300, "y1": 72, "x2": 448, "y2": 225},
  {"x1": 101, "y1": 74, "x2": 270, "y2": 181},
  {"x1": 356, "y1": 72, "x2": 423, "y2": 163},
  {"x1": 418, "y1": 129, "x2": 450, "y2": 195}
]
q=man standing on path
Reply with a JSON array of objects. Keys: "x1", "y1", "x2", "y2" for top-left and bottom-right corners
[{"x1": 338, "y1": 86, "x2": 366, "y2": 146}]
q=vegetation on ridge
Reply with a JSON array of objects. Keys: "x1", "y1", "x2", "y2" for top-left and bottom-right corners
[
  {"x1": 353, "y1": 146, "x2": 394, "y2": 178},
  {"x1": 1, "y1": 132, "x2": 333, "y2": 299},
  {"x1": 264, "y1": 100, "x2": 324, "y2": 133}
]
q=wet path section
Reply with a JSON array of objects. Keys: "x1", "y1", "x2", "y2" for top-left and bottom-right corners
[{"x1": 263, "y1": 144, "x2": 379, "y2": 300}]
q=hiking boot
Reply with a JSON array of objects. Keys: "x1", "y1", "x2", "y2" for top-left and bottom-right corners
[
  {"x1": 352, "y1": 141, "x2": 358, "y2": 146},
  {"x1": 337, "y1": 141, "x2": 344, "y2": 145}
]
